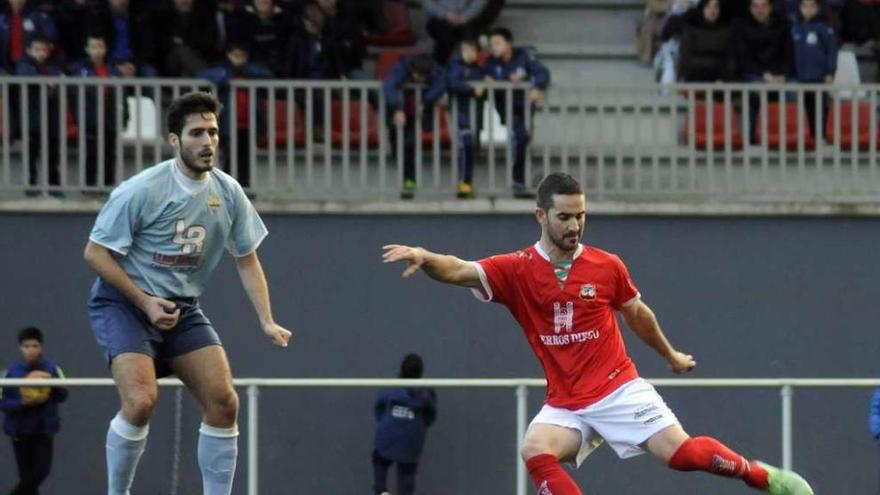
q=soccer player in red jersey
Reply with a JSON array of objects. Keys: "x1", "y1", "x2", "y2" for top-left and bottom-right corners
[{"x1": 382, "y1": 172, "x2": 813, "y2": 495}]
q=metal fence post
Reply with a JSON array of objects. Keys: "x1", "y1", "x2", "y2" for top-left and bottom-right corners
[
  {"x1": 516, "y1": 384, "x2": 528, "y2": 495},
  {"x1": 781, "y1": 384, "x2": 793, "y2": 470},
  {"x1": 247, "y1": 384, "x2": 259, "y2": 495}
]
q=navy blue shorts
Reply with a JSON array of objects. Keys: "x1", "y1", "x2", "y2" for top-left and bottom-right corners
[{"x1": 88, "y1": 278, "x2": 222, "y2": 377}]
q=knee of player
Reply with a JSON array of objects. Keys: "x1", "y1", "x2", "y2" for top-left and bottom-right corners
[
  {"x1": 208, "y1": 388, "x2": 239, "y2": 421},
  {"x1": 122, "y1": 390, "x2": 158, "y2": 422},
  {"x1": 520, "y1": 437, "x2": 558, "y2": 462}
]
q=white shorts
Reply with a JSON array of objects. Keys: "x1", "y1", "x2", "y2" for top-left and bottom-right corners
[{"x1": 529, "y1": 378, "x2": 678, "y2": 468}]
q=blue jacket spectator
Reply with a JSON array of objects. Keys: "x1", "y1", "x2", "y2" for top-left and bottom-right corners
[
  {"x1": 0, "y1": 2, "x2": 58, "y2": 71},
  {"x1": 0, "y1": 358, "x2": 67, "y2": 436},
  {"x1": 484, "y1": 27, "x2": 550, "y2": 196},
  {"x1": 382, "y1": 53, "x2": 446, "y2": 196},
  {"x1": 372, "y1": 354, "x2": 436, "y2": 495},
  {"x1": 382, "y1": 54, "x2": 446, "y2": 112},
  {"x1": 446, "y1": 40, "x2": 485, "y2": 196},
  {"x1": 791, "y1": 6, "x2": 837, "y2": 82},
  {"x1": 870, "y1": 388, "x2": 880, "y2": 440},
  {"x1": 374, "y1": 387, "x2": 437, "y2": 463}
]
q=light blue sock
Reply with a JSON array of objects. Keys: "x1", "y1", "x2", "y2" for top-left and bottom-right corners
[
  {"x1": 198, "y1": 423, "x2": 239, "y2": 495},
  {"x1": 106, "y1": 413, "x2": 149, "y2": 495}
]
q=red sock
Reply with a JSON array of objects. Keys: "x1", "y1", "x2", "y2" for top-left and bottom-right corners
[
  {"x1": 668, "y1": 436, "x2": 769, "y2": 490},
  {"x1": 526, "y1": 454, "x2": 583, "y2": 495}
]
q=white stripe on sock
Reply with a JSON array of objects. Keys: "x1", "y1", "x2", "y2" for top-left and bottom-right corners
[
  {"x1": 199, "y1": 422, "x2": 239, "y2": 438},
  {"x1": 110, "y1": 413, "x2": 149, "y2": 441}
]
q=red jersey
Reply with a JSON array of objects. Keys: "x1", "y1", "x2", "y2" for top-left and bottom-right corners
[{"x1": 473, "y1": 243, "x2": 642, "y2": 410}]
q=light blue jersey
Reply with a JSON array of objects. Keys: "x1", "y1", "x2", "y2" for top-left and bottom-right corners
[{"x1": 89, "y1": 159, "x2": 268, "y2": 298}]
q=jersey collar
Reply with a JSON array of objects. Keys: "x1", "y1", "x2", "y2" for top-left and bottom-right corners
[{"x1": 533, "y1": 241, "x2": 584, "y2": 262}]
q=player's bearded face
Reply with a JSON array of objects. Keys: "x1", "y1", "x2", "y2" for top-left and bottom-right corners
[
  {"x1": 177, "y1": 113, "x2": 220, "y2": 174},
  {"x1": 546, "y1": 194, "x2": 586, "y2": 252}
]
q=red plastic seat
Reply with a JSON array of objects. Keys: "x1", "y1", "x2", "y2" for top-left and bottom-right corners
[
  {"x1": 757, "y1": 102, "x2": 815, "y2": 150},
  {"x1": 365, "y1": 0, "x2": 416, "y2": 46},
  {"x1": 331, "y1": 100, "x2": 379, "y2": 148},
  {"x1": 684, "y1": 101, "x2": 743, "y2": 150},
  {"x1": 258, "y1": 99, "x2": 305, "y2": 148},
  {"x1": 825, "y1": 101, "x2": 880, "y2": 150},
  {"x1": 421, "y1": 104, "x2": 452, "y2": 147}
]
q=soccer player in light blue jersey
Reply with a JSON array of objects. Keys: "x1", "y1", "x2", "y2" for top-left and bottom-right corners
[{"x1": 83, "y1": 92, "x2": 292, "y2": 495}]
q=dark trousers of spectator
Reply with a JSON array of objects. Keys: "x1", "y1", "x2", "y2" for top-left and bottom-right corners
[
  {"x1": 372, "y1": 450, "x2": 417, "y2": 495},
  {"x1": 164, "y1": 45, "x2": 210, "y2": 77},
  {"x1": 10, "y1": 434, "x2": 53, "y2": 495},
  {"x1": 426, "y1": 17, "x2": 481, "y2": 64},
  {"x1": 223, "y1": 129, "x2": 252, "y2": 188},
  {"x1": 742, "y1": 76, "x2": 783, "y2": 144},
  {"x1": 85, "y1": 132, "x2": 117, "y2": 188},
  {"x1": 388, "y1": 109, "x2": 434, "y2": 184},
  {"x1": 802, "y1": 89, "x2": 829, "y2": 140},
  {"x1": 456, "y1": 101, "x2": 484, "y2": 184},
  {"x1": 27, "y1": 132, "x2": 61, "y2": 189},
  {"x1": 495, "y1": 109, "x2": 530, "y2": 187}
]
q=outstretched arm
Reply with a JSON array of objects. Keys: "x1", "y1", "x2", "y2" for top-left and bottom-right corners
[
  {"x1": 620, "y1": 299, "x2": 695, "y2": 374},
  {"x1": 382, "y1": 244, "x2": 482, "y2": 288},
  {"x1": 235, "y1": 251, "x2": 292, "y2": 347}
]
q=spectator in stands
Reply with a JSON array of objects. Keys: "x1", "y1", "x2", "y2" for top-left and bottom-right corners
[
  {"x1": 792, "y1": 0, "x2": 836, "y2": 136},
  {"x1": 316, "y1": 0, "x2": 368, "y2": 79},
  {"x1": 154, "y1": 0, "x2": 221, "y2": 76},
  {"x1": 637, "y1": 0, "x2": 672, "y2": 64},
  {"x1": 226, "y1": 0, "x2": 290, "y2": 76},
  {"x1": 69, "y1": 33, "x2": 122, "y2": 191},
  {"x1": 654, "y1": 0, "x2": 698, "y2": 85},
  {"x1": 89, "y1": 0, "x2": 159, "y2": 78},
  {"x1": 372, "y1": 353, "x2": 436, "y2": 495},
  {"x1": 198, "y1": 42, "x2": 273, "y2": 189},
  {"x1": 1, "y1": 326, "x2": 68, "y2": 495},
  {"x1": 484, "y1": 27, "x2": 550, "y2": 198},
  {"x1": 870, "y1": 388, "x2": 880, "y2": 461},
  {"x1": 0, "y1": 0, "x2": 58, "y2": 72},
  {"x1": 446, "y1": 38, "x2": 485, "y2": 199},
  {"x1": 16, "y1": 35, "x2": 63, "y2": 196},
  {"x1": 422, "y1": 0, "x2": 488, "y2": 64},
  {"x1": 382, "y1": 53, "x2": 445, "y2": 199},
  {"x1": 679, "y1": 0, "x2": 736, "y2": 83},
  {"x1": 734, "y1": 0, "x2": 793, "y2": 83},
  {"x1": 733, "y1": 0, "x2": 792, "y2": 140}
]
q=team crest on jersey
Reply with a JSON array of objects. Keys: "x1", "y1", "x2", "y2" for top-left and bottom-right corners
[
  {"x1": 579, "y1": 284, "x2": 596, "y2": 299},
  {"x1": 207, "y1": 195, "x2": 222, "y2": 214}
]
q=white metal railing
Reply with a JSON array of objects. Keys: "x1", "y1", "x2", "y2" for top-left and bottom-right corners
[
  {"x1": 1, "y1": 78, "x2": 879, "y2": 201},
  {"x1": 1, "y1": 377, "x2": 876, "y2": 495}
]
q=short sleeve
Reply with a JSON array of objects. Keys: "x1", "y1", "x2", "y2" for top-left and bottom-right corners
[
  {"x1": 226, "y1": 183, "x2": 268, "y2": 257},
  {"x1": 88, "y1": 184, "x2": 145, "y2": 255},
  {"x1": 611, "y1": 255, "x2": 641, "y2": 310},
  {"x1": 470, "y1": 251, "x2": 522, "y2": 305}
]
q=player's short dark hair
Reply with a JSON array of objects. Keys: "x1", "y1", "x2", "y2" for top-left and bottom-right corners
[
  {"x1": 399, "y1": 353, "x2": 424, "y2": 379},
  {"x1": 489, "y1": 27, "x2": 513, "y2": 43},
  {"x1": 409, "y1": 54, "x2": 434, "y2": 80},
  {"x1": 18, "y1": 326, "x2": 43, "y2": 344},
  {"x1": 226, "y1": 41, "x2": 249, "y2": 54},
  {"x1": 28, "y1": 34, "x2": 52, "y2": 48},
  {"x1": 536, "y1": 173, "x2": 584, "y2": 211},
  {"x1": 166, "y1": 92, "x2": 223, "y2": 137}
]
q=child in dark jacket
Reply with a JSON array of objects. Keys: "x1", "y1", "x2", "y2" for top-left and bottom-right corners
[
  {"x1": 372, "y1": 354, "x2": 436, "y2": 495},
  {"x1": 1, "y1": 326, "x2": 67, "y2": 495},
  {"x1": 69, "y1": 33, "x2": 123, "y2": 190},
  {"x1": 447, "y1": 38, "x2": 486, "y2": 199},
  {"x1": 792, "y1": 0, "x2": 837, "y2": 136}
]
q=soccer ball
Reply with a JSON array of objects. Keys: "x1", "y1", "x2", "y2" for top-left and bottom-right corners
[{"x1": 21, "y1": 370, "x2": 51, "y2": 403}]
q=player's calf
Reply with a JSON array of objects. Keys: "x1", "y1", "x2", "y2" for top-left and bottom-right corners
[{"x1": 667, "y1": 436, "x2": 769, "y2": 490}]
